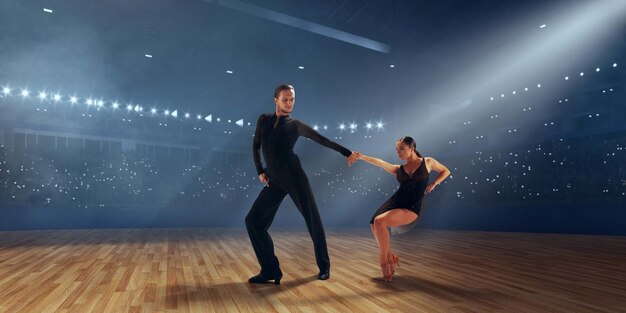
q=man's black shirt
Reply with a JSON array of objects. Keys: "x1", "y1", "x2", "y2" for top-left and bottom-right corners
[{"x1": 253, "y1": 113, "x2": 352, "y2": 175}]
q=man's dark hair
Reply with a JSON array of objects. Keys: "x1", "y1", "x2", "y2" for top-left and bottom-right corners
[{"x1": 274, "y1": 84, "x2": 295, "y2": 98}]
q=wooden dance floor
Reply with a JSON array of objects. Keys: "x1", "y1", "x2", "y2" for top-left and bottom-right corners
[{"x1": 0, "y1": 228, "x2": 624, "y2": 313}]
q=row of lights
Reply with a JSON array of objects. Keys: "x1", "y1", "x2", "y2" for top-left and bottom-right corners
[
  {"x1": 314, "y1": 122, "x2": 385, "y2": 132},
  {"x1": 564, "y1": 63, "x2": 617, "y2": 80},
  {"x1": 489, "y1": 62, "x2": 618, "y2": 101},
  {"x1": 1, "y1": 84, "x2": 385, "y2": 134},
  {"x1": 458, "y1": 88, "x2": 608, "y2": 143},
  {"x1": 455, "y1": 61, "x2": 621, "y2": 143},
  {"x1": 0, "y1": 85, "x2": 251, "y2": 126}
]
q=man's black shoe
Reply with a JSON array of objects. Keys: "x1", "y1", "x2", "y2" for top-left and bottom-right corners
[
  {"x1": 317, "y1": 270, "x2": 330, "y2": 280},
  {"x1": 248, "y1": 272, "x2": 283, "y2": 284}
]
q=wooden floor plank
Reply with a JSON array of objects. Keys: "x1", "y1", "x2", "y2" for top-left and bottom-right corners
[{"x1": 0, "y1": 228, "x2": 624, "y2": 312}]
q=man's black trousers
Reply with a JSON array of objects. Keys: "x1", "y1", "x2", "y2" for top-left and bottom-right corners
[{"x1": 245, "y1": 173, "x2": 330, "y2": 275}]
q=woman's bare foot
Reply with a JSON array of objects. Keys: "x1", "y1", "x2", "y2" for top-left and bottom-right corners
[
  {"x1": 380, "y1": 263, "x2": 393, "y2": 281},
  {"x1": 388, "y1": 254, "x2": 399, "y2": 275}
]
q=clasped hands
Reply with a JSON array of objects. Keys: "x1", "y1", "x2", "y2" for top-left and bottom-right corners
[{"x1": 347, "y1": 151, "x2": 363, "y2": 167}]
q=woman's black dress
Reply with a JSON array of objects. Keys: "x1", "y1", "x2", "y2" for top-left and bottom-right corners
[{"x1": 370, "y1": 157, "x2": 430, "y2": 234}]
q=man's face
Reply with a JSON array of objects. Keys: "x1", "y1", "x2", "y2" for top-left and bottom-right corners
[{"x1": 274, "y1": 89, "x2": 295, "y2": 114}]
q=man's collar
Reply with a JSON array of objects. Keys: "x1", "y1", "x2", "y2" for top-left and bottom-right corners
[{"x1": 274, "y1": 112, "x2": 291, "y2": 119}]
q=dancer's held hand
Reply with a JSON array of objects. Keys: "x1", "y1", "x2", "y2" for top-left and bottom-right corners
[
  {"x1": 259, "y1": 173, "x2": 270, "y2": 187},
  {"x1": 347, "y1": 152, "x2": 360, "y2": 167}
]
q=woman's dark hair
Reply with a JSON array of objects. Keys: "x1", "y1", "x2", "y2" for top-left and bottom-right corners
[
  {"x1": 397, "y1": 136, "x2": 422, "y2": 158},
  {"x1": 274, "y1": 84, "x2": 294, "y2": 98}
]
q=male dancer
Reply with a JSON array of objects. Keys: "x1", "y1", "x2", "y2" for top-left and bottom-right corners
[{"x1": 246, "y1": 84, "x2": 357, "y2": 284}]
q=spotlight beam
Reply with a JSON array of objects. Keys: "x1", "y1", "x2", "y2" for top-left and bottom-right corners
[{"x1": 210, "y1": 0, "x2": 390, "y2": 53}]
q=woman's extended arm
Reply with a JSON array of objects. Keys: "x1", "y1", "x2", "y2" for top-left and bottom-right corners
[{"x1": 354, "y1": 152, "x2": 399, "y2": 175}]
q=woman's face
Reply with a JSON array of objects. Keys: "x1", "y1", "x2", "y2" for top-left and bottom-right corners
[{"x1": 395, "y1": 142, "x2": 412, "y2": 160}]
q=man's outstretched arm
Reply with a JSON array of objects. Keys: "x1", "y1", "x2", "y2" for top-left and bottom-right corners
[{"x1": 296, "y1": 120, "x2": 352, "y2": 157}]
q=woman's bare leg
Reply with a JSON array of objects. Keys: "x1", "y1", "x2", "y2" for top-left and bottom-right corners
[
  {"x1": 373, "y1": 209, "x2": 418, "y2": 281},
  {"x1": 371, "y1": 223, "x2": 394, "y2": 261}
]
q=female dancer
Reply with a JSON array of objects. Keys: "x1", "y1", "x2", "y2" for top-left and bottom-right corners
[{"x1": 353, "y1": 136, "x2": 450, "y2": 281}]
